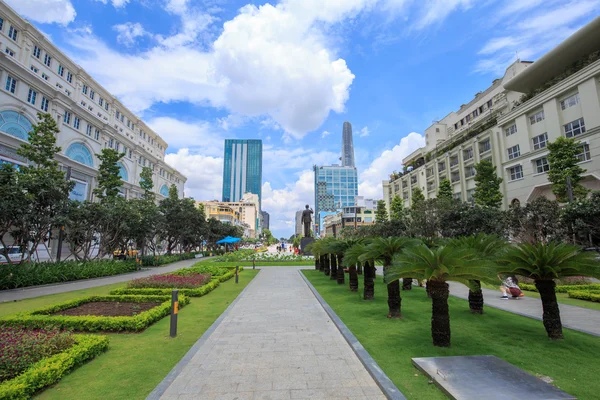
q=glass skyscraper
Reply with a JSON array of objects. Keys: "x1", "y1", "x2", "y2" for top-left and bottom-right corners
[
  {"x1": 222, "y1": 139, "x2": 263, "y2": 205},
  {"x1": 341, "y1": 121, "x2": 355, "y2": 167},
  {"x1": 313, "y1": 165, "x2": 358, "y2": 236}
]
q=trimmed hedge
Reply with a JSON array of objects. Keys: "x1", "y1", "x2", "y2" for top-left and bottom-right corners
[
  {"x1": 111, "y1": 279, "x2": 221, "y2": 297},
  {"x1": 0, "y1": 260, "x2": 138, "y2": 290},
  {"x1": 0, "y1": 334, "x2": 109, "y2": 400},
  {"x1": 139, "y1": 252, "x2": 197, "y2": 267},
  {"x1": 568, "y1": 290, "x2": 600, "y2": 302},
  {"x1": 173, "y1": 264, "x2": 229, "y2": 277},
  {"x1": 519, "y1": 283, "x2": 600, "y2": 293},
  {"x1": 0, "y1": 295, "x2": 190, "y2": 332}
]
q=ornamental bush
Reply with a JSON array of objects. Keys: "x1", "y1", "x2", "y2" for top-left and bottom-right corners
[
  {"x1": 139, "y1": 252, "x2": 197, "y2": 266},
  {"x1": 568, "y1": 290, "x2": 600, "y2": 302},
  {"x1": 0, "y1": 260, "x2": 137, "y2": 290},
  {"x1": 0, "y1": 334, "x2": 108, "y2": 400},
  {"x1": 173, "y1": 264, "x2": 229, "y2": 277},
  {"x1": 128, "y1": 273, "x2": 211, "y2": 289},
  {"x1": 519, "y1": 283, "x2": 600, "y2": 293},
  {"x1": 0, "y1": 327, "x2": 75, "y2": 382},
  {"x1": 112, "y1": 279, "x2": 221, "y2": 297}
]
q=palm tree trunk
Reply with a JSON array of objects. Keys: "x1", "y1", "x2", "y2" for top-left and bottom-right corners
[
  {"x1": 468, "y1": 279, "x2": 484, "y2": 314},
  {"x1": 357, "y1": 264, "x2": 363, "y2": 275},
  {"x1": 535, "y1": 279, "x2": 564, "y2": 340},
  {"x1": 315, "y1": 256, "x2": 320, "y2": 270},
  {"x1": 425, "y1": 280, "x2": 431, "y2": 298},
  {"x1": 330, "y1": 254, "x2": 337, "y2": 280},
  {"x1": 349, "y1": 264, "x2": 358, "y2": 292},
  {"x1": 364, "y1": 261, "x2": 375, "y2": 300},
  {"x1": 402, "y1": 278, "x2": 413, "y2": 290},
  {"x1": 429, "y1": 279, "x2": 451, "y2": 347},
  {"x1": 323, "y1": 254, "x2": 330, "y2": 275},
  {"x1": 384, "y1": 265, "x2": 401, "y2": 318},
  {"x1": 336, "y1": 254, "x2": 344, "y2": 284},
  {"x1": 319, "y1": 255, "x2": 325, "y2": 272}
]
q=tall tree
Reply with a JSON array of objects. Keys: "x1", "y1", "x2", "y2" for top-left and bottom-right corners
[
  {"x1": 473, "y1": 160, "x2": 503, "y2": 208},
  {"x1": 411, "y1": 187, "x2": 425, "y2": 211},
  {"x1": 139, "y1": 166, "x2": 155, "y2": 201},
  {"x1": 0, "y1": 164, "x2": 27, "y2": 263},
  {"x1": 14, "y1": 113, "x2": 74, "y2": 261},
  {"x1": 389, "y1": 195, "x2": 405, "y2": 222},
  {"x1": 437, "y1": 179, "x2": 453, "y2": 201},
  {"x1": 547, "y1": 137, "x2": 588, "y2": 202},
  {"x1": 375, "y1": 200, "x2": 388, "y2": 223},
  {"x1": 94, "y1": 148, "x2": 124, "y2": 201}
]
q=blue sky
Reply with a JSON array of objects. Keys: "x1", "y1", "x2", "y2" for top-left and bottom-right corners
[{"x1": 10, "y1": 0, "x2": 600, "y2": 237}]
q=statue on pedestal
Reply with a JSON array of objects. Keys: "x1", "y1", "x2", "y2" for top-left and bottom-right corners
[{"x1": 301, "y1": 204, "x2": 313, "y2": 238}]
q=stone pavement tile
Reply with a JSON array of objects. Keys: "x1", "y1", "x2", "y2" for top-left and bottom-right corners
[
  {"x1": 253, "y1": 390, "x2": 292, "y2": 400},
  {"x1": 237, "y1": 380, "x2": 274, "y2": 392}
]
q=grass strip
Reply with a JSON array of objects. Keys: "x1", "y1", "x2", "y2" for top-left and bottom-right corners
[{"x1": 303, "y1": 270, "x2": 600, "y2": 400}]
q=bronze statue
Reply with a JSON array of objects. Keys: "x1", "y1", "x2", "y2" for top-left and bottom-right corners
[{"x1": 301, "y1": 205, "x2": 313, "y2": 238}]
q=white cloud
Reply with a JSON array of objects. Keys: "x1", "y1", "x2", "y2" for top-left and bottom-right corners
[
  {"x1": 113, "y1": 22, "x2": 151, "y2": 46},
  {"x1": 146, "y1": 117, "x2": 225, "y2": 157},
  {"x1": 5, "y1": 0, "x2": 76, "y2": 25},
  {"x1": 262, "y1": 170, "x2": 315, "y2": 235},
  {"x1": 94, "y1": 0, "x2": 130, "y2": 8},
  {"x1": 412, "y1": 0, "x2": 472, "y2": 30},
  {"x1": 321, "y1": 130, "x2": 332, "y2": 138},
  {"x1": 476, "y1": 0, "x2": 599, "y2": 74},
  {"x1": 164, "y1": 149, "x2": 223, "y2": 201},
  {"x1": 359, "y1": 127, "x2": 370, "y2": 137},
  {"x1": 358, "y1": 132, "x2": 425, "y2": 198}
]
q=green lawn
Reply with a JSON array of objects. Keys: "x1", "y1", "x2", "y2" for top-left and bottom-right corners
[
  {"x1": 0, "y1": 270, "x2": 259, "y2": 400},
  {"x1": 303, "y1": 270, "x2": 600, "y2": 400}
]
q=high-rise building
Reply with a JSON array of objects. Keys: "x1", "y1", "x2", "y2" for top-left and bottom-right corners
[
  {"x1": 295, "y1": 210, "x2": 304, "y2": 237},
  {"x1": 313, "y1": 164, "x2": 358, "y2": 236},
  {"x1": 341, "y1": 121, "x2": 355, "y2": 167},
  {"x1": 261, "y1": 211, "x2": 270, "y2": 230},
  {"x1": 222, "y1": 139, "x2": 262, "y2": 205}
]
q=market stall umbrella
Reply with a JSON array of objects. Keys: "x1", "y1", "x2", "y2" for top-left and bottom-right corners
[{"x1": 216, "y1": 236, "x2": 241, "y2": 244}]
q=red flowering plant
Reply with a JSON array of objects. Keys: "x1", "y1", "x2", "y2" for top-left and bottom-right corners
[
  {"x1": 0, "y1": 327, "x2": 75, "y2": 382},
  {"x1": 127, "y1": 273, "x2": 211, "y2": 289}
]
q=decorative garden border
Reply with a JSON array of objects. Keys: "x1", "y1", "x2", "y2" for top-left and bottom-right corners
[
  {"x1": 0, "y1": 334, "x2": 109, "y2": 399},
  {"x1": 0, "y1": 295, "x2": 190, "y2": 332}
]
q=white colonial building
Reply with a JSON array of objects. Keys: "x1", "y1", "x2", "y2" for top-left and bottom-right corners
[
  {"x1": 384, "y1": 16, "x2": 600, "y2": 210},
  {"x1": 0, "y1": 1, "x2": 186, "y2": 202}
]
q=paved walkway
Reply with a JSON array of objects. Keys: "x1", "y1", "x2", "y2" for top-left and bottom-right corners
[
  {"x1": 153, "y1": 267, "x2": 385, "y2": 400},
  {"x1": 0, "y1": 257, "x2": 207, "y2": 303}
]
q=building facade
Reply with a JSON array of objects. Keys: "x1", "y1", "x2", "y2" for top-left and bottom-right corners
[
  {"x1": 197, "y1": 192, "x2": 260, "y2": 238},
  {"x1": 313, "y1": 164, "x2": 358, "y2": 236},
  {"x1": 342, "y1": 121, "x2": 355, "y2": 167},
  {"x1": 261, "y1": 210, "x2": 269, "y2": 230},
  {"x1": 0, "y1": 2, "x2": 186, "y2": 202},
  {"x1": 322, "y1": 206, "x2": 375, "y2": 238},
  {"x1": 383, "y1": 18, "x2": 600, "y2": 210},
  {"x1": 222, "y1": 139, "x2": 262, "y2": 205}
]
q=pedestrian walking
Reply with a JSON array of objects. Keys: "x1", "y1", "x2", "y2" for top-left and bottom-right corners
[{"x1": 500, "y1": 275, "x2": 524, "y2": 299}]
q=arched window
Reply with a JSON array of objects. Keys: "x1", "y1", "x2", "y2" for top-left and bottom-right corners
[
  {"x1": 117, "y1": 162, "x2": 128, "y2": 182},
  {"x1": 160, "y1": 184, "x2": 169, "y2": 197},
  {"x1": 65, "y1": 143, "x2": 94, "y2": 167},
  {"x1": 0, "y1": 111, "x2": 33, "y2": 141}
]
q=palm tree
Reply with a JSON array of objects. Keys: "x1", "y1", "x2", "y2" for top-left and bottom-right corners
[
  {"x1": 305, "y1": 241, "x2": 321, "y2": 271},
  {"x1": 321, "y1": 238, "x2": 339, "y2": 280},
  {"x1": 389, "y1": 244, "x2": 494, "y2": 347},
  {"x1": 361, "y1": 237, "x2": 419, "y2": 318},
  {"x1": 498, "y1": 242, "x2": 600, "y2": 340},
  {"x1": 343, "y1": 241, "x2": 367, "y2": 293},
  {"x1": 332, "y1": 238, "x2": 363, "y2": 286},
  {"x1": 450, "y1": 234, "x2": 507, "y2": 314}
]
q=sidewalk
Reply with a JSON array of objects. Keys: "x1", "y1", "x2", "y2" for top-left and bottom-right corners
[
  {"x1": 150, "y1": 267, "x2": 386, "y2": 400},
  {"x1": 0, "y1": 257, "x2": 208, "y2": 303}
]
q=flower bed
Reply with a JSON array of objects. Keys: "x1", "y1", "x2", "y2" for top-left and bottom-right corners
[
  {"x1": 0, "y1": 295, "x2": 190, "y2": 332},
  {"x1": 128, "y1": 273, "x2": 211, "y2": 289},
  {"x1": 213, "y1": 250, "x2": 312, "y2": 262},
  {"x1": 0, "y1": 334, "x2": 108, "y2": 400},
  {"x1": 0, "y1": 327, "x2": 75, "y2": 383},
  {"x1": 0, "y1": 260, "x2": 138, "y2": 290},
  {"x1": 172, "y1": 264, "x2": 229, "y2": 277}
]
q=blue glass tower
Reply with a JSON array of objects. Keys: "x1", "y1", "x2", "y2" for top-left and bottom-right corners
[
  {"x1": 222, "y1": 139, "x2": 263, "y2": 205},
  {"x1": 313, "y1": 164, "x2": 358, "y2": 236}
]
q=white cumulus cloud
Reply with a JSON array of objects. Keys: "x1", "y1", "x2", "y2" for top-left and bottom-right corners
[
  {"x1": 113, "y1": 22, "x2": 151, "y2": 46},
  {"x1": 5, "y1": 0, "x2": 76, "y2": 25},
  {"x1": 164, "y1": 149, "x2": 223, "y2": 201},
  {"x1": 359, "y1": 127, "x2": 370, "y2": 137}
]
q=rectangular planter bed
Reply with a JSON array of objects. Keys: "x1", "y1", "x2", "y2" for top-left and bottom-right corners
[
  {"x1": 0, "y1": 295, "x2": 190, "y2": 332},
  {"x1": 0, "y1": 334, "x2": 109, "y2": 400},
  {"x1": 111, "y1": 279, "x2": 221, "y2": 297}
]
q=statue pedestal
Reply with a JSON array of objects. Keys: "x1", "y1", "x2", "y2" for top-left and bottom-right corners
[{"x1": 300, "y1": 237, "x2": 315, "y2": 255}]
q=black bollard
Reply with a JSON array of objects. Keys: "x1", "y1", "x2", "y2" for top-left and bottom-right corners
[
  {"x1": 235, "y1": 265, "x2": 239, "y2": 284},
  {"x1": 170, "y1": 290, "x2": 179, "y2": 338}
]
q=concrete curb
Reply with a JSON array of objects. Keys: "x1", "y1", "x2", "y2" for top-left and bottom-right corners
[
  {"x1": 146, "y1": 269, "x2": 261, "y2": 400},
  {"x1": 299, "y1": 270, "x2": 407, "y2": 400}
]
